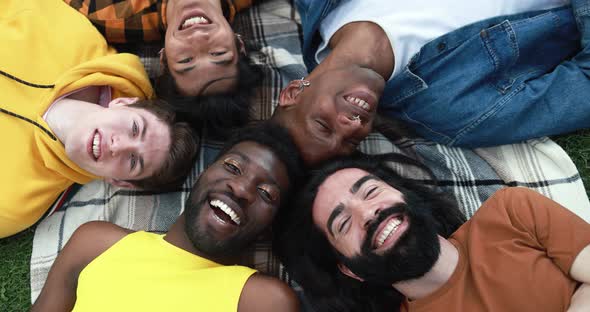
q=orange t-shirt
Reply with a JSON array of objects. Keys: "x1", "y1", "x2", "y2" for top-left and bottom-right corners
[{"x1": 403, "y1": 187, "x2": 590, "y2": 311}]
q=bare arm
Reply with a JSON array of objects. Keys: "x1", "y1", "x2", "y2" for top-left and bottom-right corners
[
  {"x1": 238, "y1": 273, "x2": 300, "y2": 312},
  {"x1": 567, "y1": 245, "x2": 590, "y2": 312},
  {"x1": 31, "y1": 221, "x2": 130, "y2": 311}
]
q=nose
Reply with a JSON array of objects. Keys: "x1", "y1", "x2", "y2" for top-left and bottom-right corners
[
  {"x1": 227, "y1": 176, "x2": 257, "y2": 207},
  {"x1": 110, "y1": 134, "x2": 136, "y2": 157},
  {"x1": 349, "y1": 198, "x2": 381, "y2": 229}
]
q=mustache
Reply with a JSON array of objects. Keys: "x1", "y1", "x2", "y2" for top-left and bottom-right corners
[{"x1": 363, "y1": 203, "x2": 408, "y2": 251}]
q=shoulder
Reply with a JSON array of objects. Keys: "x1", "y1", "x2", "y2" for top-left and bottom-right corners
[
  {"x1": 64, "y1": 221, "x2": 133, "y2": 268},
  {"x1": 238, "y1": 273, "x2": 299, "y2": 312}
]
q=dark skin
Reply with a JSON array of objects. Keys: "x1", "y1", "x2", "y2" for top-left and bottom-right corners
[
  {"x1": 32, "y1": 143, "x2": 299, "y2": 312},
  {"x1": 272, "y1": 21, "x2": 394, "y2": 165}
]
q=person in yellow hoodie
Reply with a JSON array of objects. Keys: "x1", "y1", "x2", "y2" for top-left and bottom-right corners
[{"x1": 0, "y1": 0, "x2": 199, "y2": 238}]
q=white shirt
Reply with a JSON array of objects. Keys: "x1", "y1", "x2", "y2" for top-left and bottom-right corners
[{"x1": 316, "y1": 0, "x2": 570, "y2": 79}]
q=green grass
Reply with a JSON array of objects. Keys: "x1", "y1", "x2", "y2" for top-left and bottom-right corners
[
  {"x1": 0, "y1": 227, "x2": 35, "y2": 312},
  {"x1": 0, "y1": 132, "x2": 588, "y2": 312}
]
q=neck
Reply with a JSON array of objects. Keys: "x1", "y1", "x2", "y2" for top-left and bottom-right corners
[
  {"x1": 393, "y1": 237, "x2": 459, "y2": 300},
  {"x1": 164, "y1": 214, "x2": 239, "y2": 265},
  {"x1": 45, "y1": 98, "x2": 102, "y2": 145},
  {"x1": 309, "y1": 21, "x2": 394, "y2": 81}
]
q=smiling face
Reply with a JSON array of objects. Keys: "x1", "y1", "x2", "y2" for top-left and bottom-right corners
[
  {"x1": 275, "y1": 66, "x2": 385, "y2": 165},
  {"x1": 184, "y1": 141, "x2": 290, "y2": 257},
  {"x1": 312, "y1": 168, "x2": 440, "y2": 285},
  {"x1": 164, "y1": 0, "x2": 239, "y2": 96},
  {"x1": 64, "y1": 99, "x2": 172, "y2": 184}
]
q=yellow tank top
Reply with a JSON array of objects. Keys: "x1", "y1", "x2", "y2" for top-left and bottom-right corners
[{"x1": 72, "y1": 231, "x2": 256, "y2": 311}]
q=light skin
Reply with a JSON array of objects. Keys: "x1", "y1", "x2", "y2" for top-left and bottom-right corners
[
  {"x1": 163, "y1": 0, "x2": 241, "y2": 96},
  {"x1": 312, "y1": 168, "x2": 590, "y2": 309},
  {"x1": 31, "y1": 143, "x2": 299, "y2": 312},
  {"x1": 272, "y1": 21, "x2": 393, "y2": 165},
  {"x1": 45, "y1": 96, "x2": 171, "y2": 188}
]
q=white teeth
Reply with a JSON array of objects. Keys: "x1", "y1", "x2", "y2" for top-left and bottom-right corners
[
  {"x1": 346, "y1": 96, "x2": 370, "y2": 111},
  {"x1": 376, "y1": 217, "x2": 402, "y2": 248},
  {"x1": 92, "y1": 132, "x2": 100, "y2": 160},
  {"x1": 182, "y1": 16, "x2": 209, "y2": 29},
  {"x1": 210, "y1": 199, "x2": 241, "y2": 225}
]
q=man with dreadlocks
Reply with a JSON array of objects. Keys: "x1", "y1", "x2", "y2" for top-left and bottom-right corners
[
  {"x1": 0, "y1": 0, "x2": 198, "y2": 238},
  {"x1": 275, "y1": 153, "x2": 590, "y2": 311}
]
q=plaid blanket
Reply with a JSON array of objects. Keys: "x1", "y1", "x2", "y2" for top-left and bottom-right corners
[{"x1": 31, "y1": 0, "x2": 590, "y2": 303}]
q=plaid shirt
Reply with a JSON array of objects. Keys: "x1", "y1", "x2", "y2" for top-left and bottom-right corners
[{"x1": 65, "y1": 0, "x2": 253, "y2": 43}]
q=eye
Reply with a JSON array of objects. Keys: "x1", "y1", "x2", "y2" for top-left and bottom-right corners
[
  {"x1": 223, "y1": 158, "x2": 241, "y2": 175},
  {"x1": 210, "y1": 51, "x2": 226, "y2": 56},
  {"x1": 338, "y1": 216, "x2": 350, "y2": 234},
  {"x1": 130, "y1": 153, "x2": 137, "y2": 171},
  {"x1": 257, "y1": 187, "x2": 272, "y2": 202},
  {"x1": 315, "y1": 120, "x2": 330, "y2": 133},
  {"x1": 178, "y1": 57, "x2": 193, "y2": 64},
  {"x1": 132, "y1": 121, "x2": 139, "y2": 136},
  {"x1": 365, "y1": 186, "x2": 378, "y2": 200}
]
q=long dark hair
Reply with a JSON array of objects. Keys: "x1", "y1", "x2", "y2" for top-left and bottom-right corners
[{"x1": 273, "y1": 153, "x2": 466, "y2": 312}]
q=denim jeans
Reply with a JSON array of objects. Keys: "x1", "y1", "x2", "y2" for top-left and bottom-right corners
[{"x1": 297, "y1": 0, "x2": 590, "y2": 147}]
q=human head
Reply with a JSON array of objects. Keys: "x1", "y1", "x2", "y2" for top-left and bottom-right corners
[
  {"x1": 65, "y1": 98, "x2": 198, "y2": 191},
  {"x1": 271, "y1": 66, "x2": 385, "y2": 165},
  {"x1": 162, "y1": 0, "x2": 251, "y2": 96},
  {"x1": 184, "y1": 122, "x2": 304, "y2": 258},
  {"x1": 157, "y1": 37, "x2": 262, "y2": 139},
  {"x1": 273, "y1": 153, "x2": 465, "y2": 310}
]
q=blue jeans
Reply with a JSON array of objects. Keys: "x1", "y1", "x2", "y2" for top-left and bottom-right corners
[
  {"x1": 381, "y1": 1, "x2": 590, "y2": 146},
  {"x1": 297, "y1": 0, "x2": 590, "y2": 147}
]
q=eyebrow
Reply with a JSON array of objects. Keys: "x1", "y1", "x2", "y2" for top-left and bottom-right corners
[
  {"x1": 212, "y1": 59, "x2": 233, "y2": 66},
  {"x1": 350, "y1": 175, "x2": 378, "y2": 194},
  {"x1": 174, "y1": 65, "x2": 196, "y2": 75}
]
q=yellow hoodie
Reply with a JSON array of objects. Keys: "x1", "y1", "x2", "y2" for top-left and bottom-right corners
[{"x1": 0, "y1": 0, "x2": 153, "y2": 238}]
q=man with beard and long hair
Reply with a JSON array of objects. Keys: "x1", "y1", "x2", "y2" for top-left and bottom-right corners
[
  {"x1": 31, "y1": 122, "x2": 303, "y2": 312},
  {"x1": 274, "y1": 153, "x2": 590, "y2": 311}
]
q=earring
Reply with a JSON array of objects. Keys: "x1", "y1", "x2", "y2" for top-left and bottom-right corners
[{"x1": 298, "y1": 77, "x2": 311, "y2": 92}]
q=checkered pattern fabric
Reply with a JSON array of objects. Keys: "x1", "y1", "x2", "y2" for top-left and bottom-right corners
[
  {"x1": 32, "y1": 0, "x2": 590, "y2": 302},
  {"x1": 64, "y1": 0, "x2": 252, "y2": 43}
]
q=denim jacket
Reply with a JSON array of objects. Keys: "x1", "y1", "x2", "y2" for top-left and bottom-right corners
[{"x1": 295, "y1": 1, "x2": 586, "y2": 146}]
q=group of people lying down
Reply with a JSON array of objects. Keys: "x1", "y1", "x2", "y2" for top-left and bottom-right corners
[{"x1": 2, "y1": 0, "x2": 590, "y2": 311}]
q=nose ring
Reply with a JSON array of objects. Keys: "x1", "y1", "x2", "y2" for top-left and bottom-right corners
[{"x1": 349, "y1": 115, "x2": 361, "y2": 122}]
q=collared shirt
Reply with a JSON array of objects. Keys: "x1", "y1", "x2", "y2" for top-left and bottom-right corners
[{"x1": 64, "y1": 0, "x2": 253, "y2": 43}]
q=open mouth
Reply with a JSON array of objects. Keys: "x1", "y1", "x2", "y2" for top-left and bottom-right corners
[
  {"x1": 210, "y1": 198, "x2": 241, "y2": 226},
  {"x1": 179, "y1": 15, "x2": 211, "y2": 31},
  {"x1": 88, "y1": 130, "x2": 102, "y2": 161},
  {"x1": 372, "y1": 214, "x2": 406, "y2": 250},
  {"x1": 343, "y1": 91, "x2": 377, "y2": 121}
]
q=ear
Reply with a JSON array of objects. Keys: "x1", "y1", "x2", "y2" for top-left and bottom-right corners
[
  {"x1": 159, "y1": 48, "x2": 165, "y2": 68},
  {"x1": 278, "y1": 80, "x2": 304, "y2": 109},
  {"x1": 337, "y1": 263, "x2": 364, "y2": 282},
  {"x1": 105, "y1": 178, "x2": 137, "y2": 189},
  {"x1": 108, "y1": 97, "x2": 139, "y2": 108},
  {"x1": 235, "y1": 34, "x2": 247, "y2": 55}
]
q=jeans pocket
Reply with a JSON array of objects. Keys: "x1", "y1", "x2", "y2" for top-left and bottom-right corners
[{"x1": 480, "y1": 20, "x2": 519, "y2": 93}]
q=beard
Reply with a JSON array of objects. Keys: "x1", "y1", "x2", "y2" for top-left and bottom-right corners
[
  {"x1": 338, "y1": 196, "x2": 441, "y2": 286},
  {"x1": 184, "y1": 182, "x2": 258, "y2": 259}
]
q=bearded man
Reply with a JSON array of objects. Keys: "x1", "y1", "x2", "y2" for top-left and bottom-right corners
[{"x1": 275, "y1": 153, "x2": 590, "y2": 311}]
